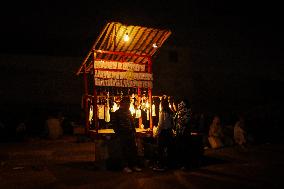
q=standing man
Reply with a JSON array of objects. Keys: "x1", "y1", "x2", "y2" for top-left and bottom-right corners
[{"x1": 111, "y1": 96, "x2": 142, "y2": 173}]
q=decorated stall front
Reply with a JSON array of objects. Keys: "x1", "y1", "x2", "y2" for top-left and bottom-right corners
[{"x1": 76, "y1": 22, "x2": 171, "y2": 136}]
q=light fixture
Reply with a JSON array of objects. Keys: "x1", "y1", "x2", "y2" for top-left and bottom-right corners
[
  {"x1": 123, "y1": 33, "x2": 129, "y2": 42},
  {"x1": 129, "y1": 103, "x2": 135, "y2": 115},
  {"x1": 152, "y1": 43, "x2": 158, "y2": 48}
]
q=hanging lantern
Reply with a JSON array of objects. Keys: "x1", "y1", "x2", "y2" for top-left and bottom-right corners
[{"x1": 112, "y1": 102, "x2": 119, "y2": 112}]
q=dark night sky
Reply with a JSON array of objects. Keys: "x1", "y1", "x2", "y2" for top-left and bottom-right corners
[
  {"x1": 1, "y1": 0, "x2": 283, "y2": 60},
  {"x1": 0, "y1": 0, "x2": 283, "y2": 116}
]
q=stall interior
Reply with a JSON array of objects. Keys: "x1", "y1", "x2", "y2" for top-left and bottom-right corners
[{"x1": 85, "y1": 89, "x2": 164, "y2": 131}]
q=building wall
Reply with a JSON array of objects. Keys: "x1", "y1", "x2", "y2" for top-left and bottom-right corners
[
  {"x1": 153, "y1": 45, "x2": 284, "y2": 114},
  {"x1": 0, "y1": 54, "x2": 83, "y2": 111},
  {"x1": 0, "y1": 49, "x2": 282, "y2": 116}
]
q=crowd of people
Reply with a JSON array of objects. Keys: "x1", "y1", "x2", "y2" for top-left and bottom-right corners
[
  {"x1": 110, "y1": 95, "x2": 253, "y2": 173},
  {"x1": 0, "y1": 95, "x2": 256, "y2": 173}
]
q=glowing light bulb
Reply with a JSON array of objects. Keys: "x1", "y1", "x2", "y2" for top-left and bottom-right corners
[
  {"x1": 123, "y1": 33, "x2": 129, "y2": 42},
  {"x1": 152, "y1": 43, "x2": 158, "y2": 48}
]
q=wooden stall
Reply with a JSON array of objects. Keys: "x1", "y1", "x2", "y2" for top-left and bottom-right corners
[{"x1": 76, "y1": 22, "x2": 171, "y2": 136}]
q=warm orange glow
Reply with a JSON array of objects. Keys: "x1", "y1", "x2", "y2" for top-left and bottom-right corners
[
  {"x1": 129, "y1": 103, "x2": 135, "y2": 115},
  {"x1": 123, "y1": 33, "x2": 129, "y2": 42},
  {"x1": 145, "y1": 101, "x2": 149, "y2": 109},
  {"x1": 112, "y1": 102, "x2": 119, "y2": 112}
]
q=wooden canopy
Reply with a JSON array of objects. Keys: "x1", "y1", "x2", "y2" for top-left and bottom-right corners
[{"x1": 76, "y1": 22, "x2": 171, "y2": 75}]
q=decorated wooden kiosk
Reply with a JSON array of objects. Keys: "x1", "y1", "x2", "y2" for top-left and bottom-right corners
[{"x1": 76, "y1": 22, "x2": 171, "y2": 139}]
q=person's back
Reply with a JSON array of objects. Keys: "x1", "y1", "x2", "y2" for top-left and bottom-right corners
[
  {"x1": 112, "y1": 108, "x2": 135, "y2": 135},
  {"x1": 110, "y1": 96, "x2": 141, "y2": 173},
  {"x1": 157, "y1": 110, "x2": 173, "y2": 135}
]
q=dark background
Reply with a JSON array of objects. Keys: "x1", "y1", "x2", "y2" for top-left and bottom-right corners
[
  {"x1": 1, "y1": 0, "x2": 283, "y2": 58},
  {"x1": 0, "y1": 0, "x2": 283, "y2": 139}
]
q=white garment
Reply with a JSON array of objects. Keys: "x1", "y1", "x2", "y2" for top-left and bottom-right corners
[
  {"x1": 152, "y1": 104, "x2": 156, "y2": 116},
  {"x1": 105, "y1": 106, "x2": 110, "y2": 122},
  {"x1": 105, "y1": 99, "x2": 110, "y2": 122},
  {"x1": 157, "y1": 111, "x2": 173, "y2": 135},
  {"x1": 97, "y1": 105, "x2": 105, "y2": 120},
  {"x1": 135, "y1": 109, "x2": 141, "y2": 118},
  {"x1": 89, "y1": 105, "x2": 93, "y2": 123}
]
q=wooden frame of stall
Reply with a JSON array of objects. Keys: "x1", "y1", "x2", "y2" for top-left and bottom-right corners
[{"x1": 76, "y1": 22, "x2": 171, "y2": 135}]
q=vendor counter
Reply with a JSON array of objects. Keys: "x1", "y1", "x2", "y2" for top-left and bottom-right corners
[
  {"x1": 89, "y1": 128, "x2": 156, "y2": 164},
  {"x1": 89, "y1": 128, "x2": 153, "y2": 138}
]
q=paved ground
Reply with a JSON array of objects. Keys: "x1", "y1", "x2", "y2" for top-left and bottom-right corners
[{"x1": 1, "y1": 136, "x2": 284, "y2": 189}]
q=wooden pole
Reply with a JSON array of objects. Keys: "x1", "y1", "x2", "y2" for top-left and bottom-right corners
[
  {"x1": 93, "y1": 52, "x2": 98, "y2": 131},
  {"x1": 148, "y1": 57, "x2": 153, "y2": 130},
  {"x1": 138, "y1": 87, "x2": 142, "y2": 128},
  {"x1": 148, "y1": 88, "x2": 153, "y2": 129},
  {"x1": 83, "y1": 64, "x2": 90, "y2": 134}
]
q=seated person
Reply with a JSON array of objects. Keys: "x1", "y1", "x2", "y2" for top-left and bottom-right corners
[
  {"x1": 208, "y1": 116, "x2": 224, "y2": 149},
  {"x1": 234, "y1": 116, "x2": 247, "y2": 148}
]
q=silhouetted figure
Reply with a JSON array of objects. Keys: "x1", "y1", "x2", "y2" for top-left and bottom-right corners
[
  {"x1": 153, "y1": 96, "x2": 174, "y2": 171},
  {"x1": 111, "y1": 96, "x2": 142, "y2": 173},
  {"x1": 174, "y1": 99, "x2": 193, "y2": 169}
]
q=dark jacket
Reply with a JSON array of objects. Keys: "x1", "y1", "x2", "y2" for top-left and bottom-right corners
[{"x1": 111, "y1": 109, "x2": 136, "y2": 135}]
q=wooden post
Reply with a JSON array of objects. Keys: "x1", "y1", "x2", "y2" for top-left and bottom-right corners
[
  {"x1": 93, "y1": 51, "x2": 98, "y2": 131},
  {"x1": 83, "y1": 65, "x2": 90, "y2": 134},
  {"x1": 148, "y1": 56, "x2": 153, "y2": 130},
  {"x1": 138, "y1": 87, "x2": 142, "y2": 128},
  {"x1": 148, "y1": 88, "x2": 153, "y2": 129}
]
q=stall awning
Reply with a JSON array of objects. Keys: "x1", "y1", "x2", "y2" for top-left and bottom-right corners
[{"x1": 77, "y1": 22, "x2": 171, "y2": 75}]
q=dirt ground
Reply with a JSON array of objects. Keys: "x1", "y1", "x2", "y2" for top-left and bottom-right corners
[{"x1": 1, "y1": 136, "x2": 284, "y2": 189}]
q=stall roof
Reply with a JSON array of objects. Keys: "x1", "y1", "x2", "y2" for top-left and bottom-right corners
[{"x1": 77, "y1": 22, "x2": 171, "y2": 75}]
